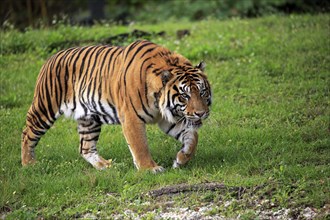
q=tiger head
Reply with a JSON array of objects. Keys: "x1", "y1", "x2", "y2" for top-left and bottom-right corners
[{"x1": 159, "y1": 61, "x2": 211, "y2": 129}]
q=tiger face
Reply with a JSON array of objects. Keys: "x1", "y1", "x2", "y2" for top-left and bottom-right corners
[{"x1": 160, "y1": 61, "x2": 211, "y2": 129}]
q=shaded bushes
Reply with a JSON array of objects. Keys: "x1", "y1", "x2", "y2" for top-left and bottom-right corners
[{"x1": 1, "y1": 0, "x2": 329, "y2": 29}]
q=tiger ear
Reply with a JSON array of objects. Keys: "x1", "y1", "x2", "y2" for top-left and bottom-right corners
[
  {"x1": 161, "y1": 70, "x2": 173, "y2": 86},
  {"x1": 196, "y1": 61, "x2": 206, "y2": 71}
]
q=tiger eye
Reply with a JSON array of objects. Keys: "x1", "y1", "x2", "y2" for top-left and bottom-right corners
[{"x1": 180, "y1": 93, "x2": 190, "y2": 100}]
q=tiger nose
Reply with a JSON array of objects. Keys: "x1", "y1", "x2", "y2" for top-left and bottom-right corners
[{"x1": 194, "y1": 111, "x2": 206, "y2": 118}]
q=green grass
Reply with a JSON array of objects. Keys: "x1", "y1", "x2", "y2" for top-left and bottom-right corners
[{"x1": 1, "y1": 14, "x2": 329, "y2": 218}]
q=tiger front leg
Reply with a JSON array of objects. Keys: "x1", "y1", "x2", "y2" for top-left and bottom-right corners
[
  {"x1": 158, "y1": 120, "x2": 198, "y2": 168},
  {"x1": 122, "y1": 115, "x2": 164, "y2": 173},
  {"x1": 173, "y1": 131, "x2": 198, "y2": 168}
]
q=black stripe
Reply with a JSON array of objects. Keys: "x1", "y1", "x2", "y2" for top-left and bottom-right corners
[
  {"x1": 106, "y1": 99, "x2": 120, "y2": 123},
  {"x1": 30, "y1": 126, "x2": 46, "y2": 136},
  {"x1": 172, "y1": 93, "x2": 180, "y2": 104},
  {"x1": 64, "y1": 65, "x2": 69, "y2": 103},
  {"x1": 175, "y1": 128, "x2": 185, "y2": 140},
  {"x1": 173, "y1": 85, "x2": 179, "y2": 93},
  {"x1": 174, "y1": 103, "x2": 185, "y2": 111},
  {"x1": 31, "y1": 109, "x2": 51, "y2": 130},
  {"x1": 98, "y1": 102, "x2": 113, "y2": 121},
  {"x1": 55, "y1": 62, "x2": 62, "y2": 107},
  {"x1": 152, "y1": 68, "x2": 163, "y2": 75},
  {"x1": 99, "y1": 47, "x2": 114, "y2": 73},
  {"x1": 71, "y1": 46, "x2": 89, "y2": 75},
  {"x1": 83, "y1": 136, "x2": 100, "y2": 142},
  {"x1": 87, "y1": 47, "x2": 106, "y2": 105},
  {"x1": 138, "y1": 90, "x2": 153, "y2": 119},
  {"x1": 97, "y1": 47, "x2": 107, "y2": 111},
  {"x1": 140, "y1": 46, "x2": 156, "y2": 58},
  {"x1": 146, "y1": 63, "x2": 154, "y2": 71},
  {"x1": 79, "y1": 120, "x2": 99, "y2": 128},
  {"x1": 79, "y1": 138, "x2": 84, "y2": 154},
  {"x1": 123, "y1": 42, "x2": 154, "y2": 88},
  {"x1": 80, "y1": 46, "x2": 99, "y2": 85},
  {"x1": 107, "y1": 47, "x2": 121, "y2": 75},
  {"x1": 166, "y1": 123, "x2": 176, "y2": 134},
  {"x1": 139, "y1": 57, "x2": 151, "y2": 83},
  {"x1": 144, "y1": 81, "x2": 149, "y2": 107},
  {"x1": 129, "y1": 97, "x2": 146, "y2": 123},
  {"x1": 60, "y1": 48, "x2": 76, "y2": 105},
  {"x1": 72, "y1": 84, "x2": 76, "y2": 112},
  {"x1": 79, "y1": 127, "x2": 101, "y2": 135},
  {"x1": 44, "y1": 80, "x2": 56, "y2": 121},
  {"x1": 112, "y1": 107, "x2": 120, "y2": 124},
  {"x1": 49, "y1": 51, "x2": 67, "y2": 93},
  {"x1": 87, "y1": 76, "x2": 97, "y2": 110},
  {"x1": 124, "y1": 40, "x2": 141, "y2": 60},
  {"x1": 166, "y1": 90, "x2": 171, "y2": 108},
  {"x1": 79, "y1": 47, "x2": 100, "y2": 112},
  {"x1": 46, "y1": 57, "x2": 56, "y2": 93},
  {"x1": 69, "y1": 48, "x2": 89, "y2": 114},
  {"x1": 102, "y1": 115, "x2": 109, "y2": 123},
  {"x1": 27, "y1": 135, "x2": 39, "y2": 142},
  {"x1": 35, "y1": 99, "x2": 53, "y2": 124},
  {"x1": 67, "y1": 47, "x2": 82, "y2": 66},
  {"x1": 79, "y1": 99, "x2": 88, "y2": 116},
  {"x1": 77, "y1": 46, "x2": 97, "y2": 79},
  {"x1": 27, "y1": 117, "x2": 44, "y2": 132},
  {"x1": 106, "y1": 48, "x2": 122, "y2": 103}
]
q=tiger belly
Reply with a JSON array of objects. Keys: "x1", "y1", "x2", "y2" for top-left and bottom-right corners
[{"x1": 59, "y1": 100, "x2": 120, "y2": 124}]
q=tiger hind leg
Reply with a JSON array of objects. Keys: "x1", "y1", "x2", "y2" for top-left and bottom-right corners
[
  {"x1": 21, "y1": 126, "x2": 37, "y2": 166},
  {"x1": 21, "y1": 106, "x2": 55, "y2": 166},
  {"x1": 77, "y1": 117, "x2": 111, "y2": 169}
]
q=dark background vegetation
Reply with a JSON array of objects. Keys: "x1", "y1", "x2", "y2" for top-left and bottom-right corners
[{"x1": 1, "y1": 0, "x2": 330, "y2": 29}]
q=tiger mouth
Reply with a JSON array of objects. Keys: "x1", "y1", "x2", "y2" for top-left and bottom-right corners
[{"x1": 187, "y1": 119, "x2": 202, "y2": 128}]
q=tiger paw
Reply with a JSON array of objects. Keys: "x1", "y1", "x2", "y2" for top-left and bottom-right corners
[
  {"x1": 22, "y1": 158, "x2": 36, "y2": 167},
  {"x1": 151, "y1": 165, "x2": 165, "y2": 174},
  {"x1": 95, "y1": 158, "x2": 112, "y2": 170},
  {"x1": 172, "y1": 160, "x2": 181, "y2": 169}
]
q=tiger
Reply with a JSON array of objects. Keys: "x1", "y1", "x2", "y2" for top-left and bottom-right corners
[{"x1": 21, "y1": 40, "x2": 212, "y2": 173}]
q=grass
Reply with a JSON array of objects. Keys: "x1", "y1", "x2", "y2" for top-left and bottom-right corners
[{"x1": 0, "y1": 14, "x2": 329, "y2": 218}]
